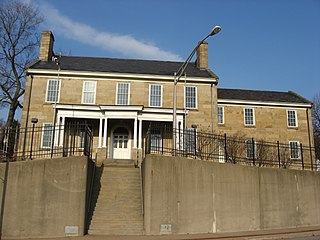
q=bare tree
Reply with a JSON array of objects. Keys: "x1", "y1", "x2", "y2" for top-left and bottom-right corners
[
  {"x1": 0, "y1": 1, "x2": 43, "y2": 147},
  {"x1": 312, "y1": 93, "x2": 320, "y2": 161}
]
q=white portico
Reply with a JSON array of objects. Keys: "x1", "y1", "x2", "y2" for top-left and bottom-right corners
[{"x1": 54, "y1": 104, "x2": 186, "y2": 161}]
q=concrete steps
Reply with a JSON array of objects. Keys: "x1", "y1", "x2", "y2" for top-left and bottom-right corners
[{"x1": 88, "y1": 160, "x2": 144, "y2": 235}]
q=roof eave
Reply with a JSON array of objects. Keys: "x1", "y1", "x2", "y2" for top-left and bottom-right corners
[
  {"x1": 218, "y1": 98, "x2": 313, "y2": 108},
  {"x1": 26, "y1": 68, "x2": 218, "y2": 84}
]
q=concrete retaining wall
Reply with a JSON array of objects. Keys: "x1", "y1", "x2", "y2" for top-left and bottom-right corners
[
  {"x1": 0, "y1": 156, "x2": 88, "y2": 239},
  {"x1": 143, "y1": 155, "x2": 320, "y2": 235}
]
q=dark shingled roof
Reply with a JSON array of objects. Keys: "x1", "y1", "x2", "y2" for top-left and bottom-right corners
[
  {"x1": 218, "y1": 88, "x2": 311, "y2": 105},
  {"x1": 29, "y1": 56, "x2": 218, "y2": 79}
]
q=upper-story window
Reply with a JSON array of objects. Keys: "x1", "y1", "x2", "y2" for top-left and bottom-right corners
[
  {"x1": 287, "y1": 110, "x2": 298, "y2": 127},
  {"x1": 116, "y1": 82, "x2": 130, "y2": 105},
  {"x1": 244, "y1": 108, "x2": 255, "y2": 126},
  {"x1": 185, "y1": 86, "x2": 197, "y2": 109},
  {"x1": 46, "y1": 79, "x2": 60, "y2": 103},
  {"x1": 149, "y1": 84, "x2": 162, "y2": 107},
  {"x1": 218, "y1": 106, "x2": 224, "y2": 124},
  {"x1": 82, "y1": 81, "x2": 96, "y2": 104}
]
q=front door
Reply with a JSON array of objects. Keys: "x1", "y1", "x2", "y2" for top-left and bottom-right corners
[{"x1": 113, "y1": 127, "x2": 130, "y2": 159}]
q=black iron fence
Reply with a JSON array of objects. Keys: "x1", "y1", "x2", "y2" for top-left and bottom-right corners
[
  {"x1": 146, "y1": 123, "x2": 318, "y2": 171},
  {"x1": 0, "y1": 123, "x2": 93, "y2": 161}
]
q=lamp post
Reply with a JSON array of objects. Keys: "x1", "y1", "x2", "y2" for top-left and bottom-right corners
[
  {"x1": 50, "y1": 56, "x2": 60, "y2": 158},
  {"x1": 29, "y1": 117, "x2": 38, "y2": 160},
  {"x1": 172, "y1": 26, "x2": 221, "y2": 153}
]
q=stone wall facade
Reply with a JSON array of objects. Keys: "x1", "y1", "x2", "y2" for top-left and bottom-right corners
[{"x1": 217, "y1": 103, "x2": 313, "y2": 146}]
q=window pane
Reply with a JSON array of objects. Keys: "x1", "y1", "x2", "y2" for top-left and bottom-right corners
[
  {"x1": 117, "y1": 83, "x2": 129, "y2": 105},
  {"x1": 79, "y1": 130, "x2": 85, "y2": 148},
  {"x1": 184, "y1": 128, "x2": 196, "y2": 153},
  {"x1": 218, "y1": 106, "x2": 224, "y2": 124},
  {"x1": 246, "y1": 140, "x2": 255, "y2": 159},
  {"x1": 150, "y1": 129, "x2": 161, "y2": 152},
  {"x1": 290, "y1": 141, "x2": 299, "y2": 159},
  {"x1": 288, "y1": 110, "x2": 297, "y2": 127},
  {"x1": 185, "y1": 86, "x2": 196, "y2": 108},
  {"x1": 83, "y1": 81, "x2": 96, "y2": 104},
  {"x1": 150, "y1": 85, "x2": 162, "y2": 107},
  {"x1": 245, "y1": 108, "x2": 254, "y2": 125},
  {"x1": 46, "y1": 80, "x2": 60, "y2": 102},
  {"x1": 42, "y1": 124, "x2": 53, "y2": 148}
]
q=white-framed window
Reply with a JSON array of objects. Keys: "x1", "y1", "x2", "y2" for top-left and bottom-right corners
[
  {"x1": 149, "y1": 84, "x2": 162, "y2": 107},
  {"x1": 218, "y1": 143, "x2": 225, "y2": 163},
  {"x1": 46, "y1": 79, "x2": 60, "y2": 103},
  {"x1": 289, "y1": 141, "x2": 300, "y2": 159},
  {"x1": 150, "y1": 129, "x2": 162, "y2": 153},
  {"x1": 82, "y1": 81, "x2": 96, "y2": 104},
  {"x1": 246, "y1": 139, "x2": 256, "y2": 159},
  {"x1": 244, "y1": 108, "x2": 255, "y2": 126},
  {"x1": 287, "y1": 110, "x2": 298, "y2": 127},
  {"x1": 218, "y1": 106, "x2": 224, "y2": 125},
  {"x1": 42, "y1": 123, "x2": 53, "y2": 148},
  {"x1": 79, "y1": 129, "x2": 85, "y2": 149},
  {"x1": 184, "y1": 128, "x2": 197, "y2": 153},
  {"x1": 116, "y1": 82, "x2": 130, "y2": 105},
  {"x1": 185, "y1": 86, "x2": 197, "y2": 109}
]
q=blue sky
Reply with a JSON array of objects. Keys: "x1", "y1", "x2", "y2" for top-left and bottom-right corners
[{"x1": 1, "y1": 0, "x2": 320, "y2": 121}]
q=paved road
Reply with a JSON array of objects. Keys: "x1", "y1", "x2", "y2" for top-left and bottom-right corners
[
  {"x1": 274, "y1": 237, "x2": 320, "y2": 240},
  {"x1": 4, "y1": 226, "x2": 320, "y2": 240}
]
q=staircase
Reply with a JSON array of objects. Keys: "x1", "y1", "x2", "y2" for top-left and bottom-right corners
[{"x1": 88, "y1": 159, "x2": 144, "y2": 235}]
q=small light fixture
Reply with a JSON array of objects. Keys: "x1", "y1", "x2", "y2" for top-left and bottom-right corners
[{"x1": 31, "y1": 118, "x2": 38, "y2": 124}]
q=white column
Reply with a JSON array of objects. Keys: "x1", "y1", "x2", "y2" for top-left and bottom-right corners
[
  {"x1": 133, "y1": 117, "x2": 137, "y2": 148},
  {"x1": 98, "y1": 118, "x2": 103, "y2": 148},
  {"x1": 59, "y1": 116, "x2": 65, "y2": 147},
  {"x1": 103, "y1": 117, "x2": 107, "y2": 148},
  {"x1": 138, "y1": 119, "x2": 142, "y2": 149}
]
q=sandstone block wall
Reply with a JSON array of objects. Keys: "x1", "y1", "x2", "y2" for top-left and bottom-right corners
[{"x1": 217, "y1": 104, "x2": 313, "y2": 146}]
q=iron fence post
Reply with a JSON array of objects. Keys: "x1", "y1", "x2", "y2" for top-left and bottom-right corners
[
  {"x1": 194, "y1": 127, "x2": 197, "y2": 159},
  {"x1": 277, "y1": 141, "x2": 281, "y2": 168},
  {"x1": 161, "y1": 126, "x2": 164, "y2": 155},
  {"x1": 224, "y1": 133, "x2": 227, "y2": 162},
  {"x1": 300, "y1": 143, "x2": 304, "y2": 170},
  {"x1": 29, "y1": 123, "x2": 35, "y2": 160},
  {"x1": 309, "y1": 144, "x2": 313, "y2": 171},
  {"x1": 252, "y1": 137, "x2": 255, "y2": 166},
  {"x1": 178, "y1": 124, "x2": 181, "y2": 155}
]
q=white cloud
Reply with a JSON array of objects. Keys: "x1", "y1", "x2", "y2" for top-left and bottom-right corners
[{"x1": 35, "y1": 1, "x2": 182, "y2": 61}]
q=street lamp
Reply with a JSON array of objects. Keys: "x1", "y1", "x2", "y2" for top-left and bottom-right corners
[
  {"x1": 29, "y1": 118, "x2": 38, "y2": 160},
  {"x1": 172, "y1": 26, "x2": 221, "y2": 152}
]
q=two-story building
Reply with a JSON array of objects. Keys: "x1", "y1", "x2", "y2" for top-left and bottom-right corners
[
  {"x1": 21, "y1": 31, "x2": 219, "y2": 163},
  {"x1": 20, "y1": 31, "x2": 314, "y2": 165}
]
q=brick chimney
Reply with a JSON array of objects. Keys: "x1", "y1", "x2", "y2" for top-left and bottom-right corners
[
  {"x1": 196, "y1": 42, "x2": 208, "y2": 70},
  {"x1": 39, "y1": 31, "x2": 54, "y2": 61}
]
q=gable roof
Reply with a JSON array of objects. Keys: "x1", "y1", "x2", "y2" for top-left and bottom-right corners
[
  {"x1": 28, "y1": 56, "x2": 218, "y2": 79},
  {"x1": 218, "y1": 88, "x2": 311, "y2": 105}
]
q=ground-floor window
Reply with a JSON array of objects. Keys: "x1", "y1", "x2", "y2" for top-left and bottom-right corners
[{"x1": 42, "y1": 123, "x2": 53, "y2": 148}]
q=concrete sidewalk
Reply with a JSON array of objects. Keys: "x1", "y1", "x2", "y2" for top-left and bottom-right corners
[{"x1": 5, "y1": 226, "x2": 320, "y2": 240}]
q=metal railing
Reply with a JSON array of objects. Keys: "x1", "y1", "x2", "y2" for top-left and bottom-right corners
[
  {"x1": 145, "y1": 123, "x2": 318, "y2": 171},
  {"x1": 0, "y1": 123, "x2": 93, "y2": 161}
]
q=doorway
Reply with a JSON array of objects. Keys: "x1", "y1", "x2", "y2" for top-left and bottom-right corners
[{"x1": 112, "y1": 127, "x2": 131, "y2": 159}]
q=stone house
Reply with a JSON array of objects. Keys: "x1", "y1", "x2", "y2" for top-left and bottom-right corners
[{"x1": 20, "y1": 31, "x2": 314, "y2": 165}]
